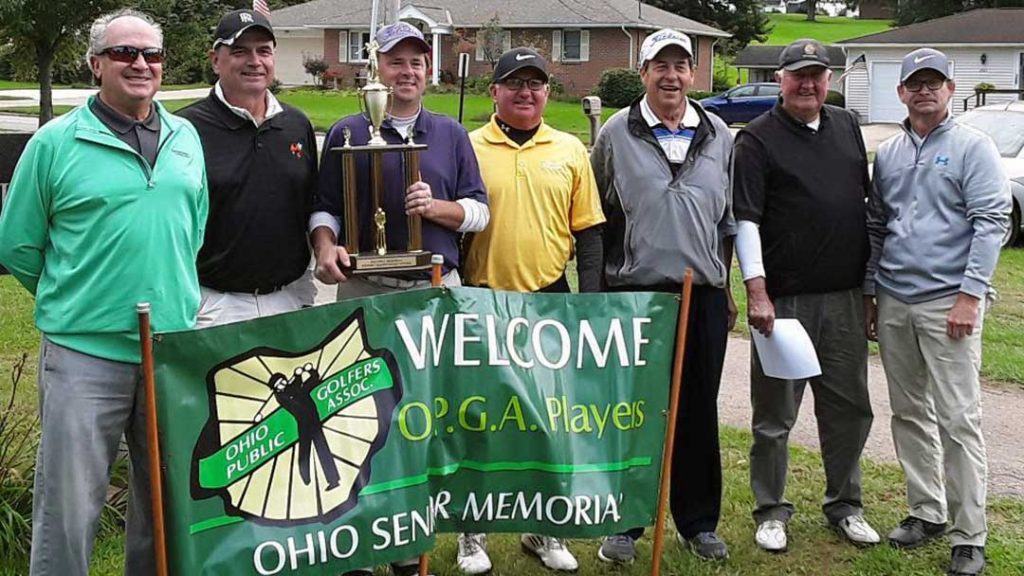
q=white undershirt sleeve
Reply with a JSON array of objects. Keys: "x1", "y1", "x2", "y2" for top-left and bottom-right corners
[
  {"x1": 308, "y1": 210, "x2": 342, "y2": 238},
  {"x1": 735, "y1": 219, "x2": 766, "y2": 281},
  {"x1": 455, "y1": 198, "x2": 490, "y2": 233}
]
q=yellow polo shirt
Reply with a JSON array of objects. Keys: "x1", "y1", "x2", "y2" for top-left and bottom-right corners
[{"x1": 465, "y1": 116, "x2": 605, "y2": 292}]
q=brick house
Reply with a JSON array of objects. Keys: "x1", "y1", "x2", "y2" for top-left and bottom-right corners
[{"x1": 270, "y1": 0, "x2": 730, "y2": 95}]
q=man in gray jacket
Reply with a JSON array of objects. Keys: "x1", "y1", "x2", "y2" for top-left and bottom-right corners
[
  {"x1": 591, "y1": 28, "x2": 736, "y2": 564},
  {"x1": 865, "y1": 48, "x2": 1011, "y2": 576}
]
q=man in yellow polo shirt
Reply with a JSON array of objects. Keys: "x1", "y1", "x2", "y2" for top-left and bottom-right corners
[
  {"x1": 459, "y1": 47, "x2": 605, "y2": 574},
  {"x1": 464, "y1": 47, "x2": 605, "y2": 295}
]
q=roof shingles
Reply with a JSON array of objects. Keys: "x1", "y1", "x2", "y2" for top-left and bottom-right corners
[{"x1": 272, "y1": 0, "x2": 729, "y2": 37}]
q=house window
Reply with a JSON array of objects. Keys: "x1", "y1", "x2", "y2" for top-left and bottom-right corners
[
  {"x1": 562, "y1": 30, "x2": 582, "y2": 61},
  {"x1": 552, "y1": 29, "x2": 590, "y2": 63},
  {"x1": 348, "y1": 30, "x2": 371, "y2": 62}
]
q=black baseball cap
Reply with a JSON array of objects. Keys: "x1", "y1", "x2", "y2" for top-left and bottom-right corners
[
  {"x1": 213, "y1": 9, "x2": 275, "y2": 49},
  {"x1": 492, "y1": 48, "x2": 549, "y2": 83},
  {"x1": 779, "y1": 39, "x2": 830, "y2": 71}
]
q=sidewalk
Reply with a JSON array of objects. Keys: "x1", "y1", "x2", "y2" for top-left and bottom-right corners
[{"x1": 719, "y1": 335, "x2": 1024, "y2": 499}]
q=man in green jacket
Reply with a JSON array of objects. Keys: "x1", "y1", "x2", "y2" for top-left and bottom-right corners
[{"x1": 0, "y1": 9, "x2": 208, "y2": 575}]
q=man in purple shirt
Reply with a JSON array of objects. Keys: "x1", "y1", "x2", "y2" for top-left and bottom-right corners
[{"x1": 310, "y1": 22, "x2": 488, "y2": 298}]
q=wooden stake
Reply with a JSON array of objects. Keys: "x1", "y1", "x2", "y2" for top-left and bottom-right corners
[
  {"x1": 418, "y1": 254, "x2": 445, "y2": 575},
  {"x1": 137, "y1": 303, "x2": 169, "y2": 576},
  {"x1": 431, "y1": 254, "x2": 444, "y2": 287},
  {"x1": 650, "y1": 269, "x2": 694, "y2": 576}
]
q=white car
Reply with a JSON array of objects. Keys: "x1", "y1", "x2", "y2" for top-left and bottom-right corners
[{"x1": 957, "y1": 101, "x2": 1024, "y2": 247}]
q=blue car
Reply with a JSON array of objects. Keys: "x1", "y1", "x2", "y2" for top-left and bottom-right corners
[{"x1": 699, "y1": 83, "x2": 780, "y2": 125}]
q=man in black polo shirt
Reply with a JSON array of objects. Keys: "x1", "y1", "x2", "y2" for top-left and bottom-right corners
[
  {"x1": 178, "y1": 9, "x2": 318, "y2": 327},
  {"x1": 732, "y1": 38, "x2": 879, "y2": 552}
]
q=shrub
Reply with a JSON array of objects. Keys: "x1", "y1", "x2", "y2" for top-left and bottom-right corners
[
  {"x1": 595, "y1": 68, "x2": 644, "y2": 108},
  {"x1": 975, "y1": 82, "x2": 996, "y2": 92},
  {"x1": 323, "y1": 69, "x2": 344, "y2": 90},
  {"x1": 269, "y1": 78, "x2": 283, "y2": 94},
  {"x1": 302, "y1": 56, "x2": 330, "y2": 88},
  {"x1": 0, "y1": 355, "x2": 36, "y2": 562},
  {"x1": 465, "y1": 74, "x2": 494, "y2": 95},
  {"x1": 548, "y1": 77, "x2": 565, "y2": 98},
  {"x1": 825, "y1": 90, "x2": 845, "y2": 107},
  {"x1": 688, "y1": 90, "x2": 716, "y2": 101}
]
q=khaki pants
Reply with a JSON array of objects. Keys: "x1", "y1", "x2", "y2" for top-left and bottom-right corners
[
  {"x1": 877, "y1": 291, "x2": 988, "y2": 547},
  {"x1": 196, "y1": 270, "x2": 315, "y2": 328}
]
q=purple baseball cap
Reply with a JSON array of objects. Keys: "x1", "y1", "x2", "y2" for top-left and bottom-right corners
[{"x1": 375, "y1": 22, "x2": 430, "y2": 54}]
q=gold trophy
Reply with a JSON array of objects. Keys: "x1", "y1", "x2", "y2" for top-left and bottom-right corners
[{"x1": 331, "y1": 37, "x2": 432, "y2": 275}]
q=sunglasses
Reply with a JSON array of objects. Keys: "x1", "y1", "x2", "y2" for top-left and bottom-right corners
[
  {"x1": 502, "y1": 77, "x2": 547, "y2": 92},
  {"x1": 903, "y1": 78, "x2": 945, "y2": 93},
  {"x1": 99, "y1": 45, "x2": 165, "y2": 64}
]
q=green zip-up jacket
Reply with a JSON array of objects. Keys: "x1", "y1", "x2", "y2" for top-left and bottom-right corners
[{"x1": 0, "y1": 97, "x2": 208, "y2": 363}]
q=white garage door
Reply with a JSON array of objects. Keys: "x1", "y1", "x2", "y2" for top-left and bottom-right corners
[
  {"x1": 869, "y1": 62, "x2": 903, "y2": 123},
  {"x1": 275, "y1": 35, "x2": 325, "y2": 86}
]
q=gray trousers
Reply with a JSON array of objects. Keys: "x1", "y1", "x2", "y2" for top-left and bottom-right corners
[
  {"x1": 30, "y1": 337, "x2": 154, "y2": 576},
  {"x1": 749, "y1": 288, "x2": 873, "y2": 525},
  {"x1": 877, "y1": 291, "x2": 987, "y2": 547}
]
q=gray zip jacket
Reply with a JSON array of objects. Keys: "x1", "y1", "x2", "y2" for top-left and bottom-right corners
[
  {"x1": 865, "y1": 116, "x2": 1011, "y2": 303},
  {"x1": 591, "y1": 98, "x2": 735, "y2": 288}
]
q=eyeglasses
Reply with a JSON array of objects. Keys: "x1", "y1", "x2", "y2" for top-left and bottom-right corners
[
  {"x1": 903, "y1": 78, "x2": 945, "y2": 92},
  {"x1": 98, "y1": 45, "x2": 165, "y2": 64},
  {"x1": 502, "y1": 77, "x2": 547, "y2": 91}
]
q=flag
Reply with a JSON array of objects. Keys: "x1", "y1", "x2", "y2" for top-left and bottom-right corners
[
  {"x1": 838, "y1": 53, "x2": 867, "y2": 82},
  {"x1": 253, "y1": 0, "x2": 271, "y2": 20}
]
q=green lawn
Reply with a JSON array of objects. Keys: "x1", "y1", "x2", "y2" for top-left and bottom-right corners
[
  {"x1": 758, "y1": 14, "x2": 894, "y2": 46},
  {"x1": 1, "y1": 90, "x2": 611, "y2": 141},
  {"x1": 9, "y1": 426, "x2": 1020, "y2": 576},
  {"x1": 0, "y1": 80, "x2": 67, "y2": 90},
  {"x1": 278, "y1": 89, "x2": 616, "y2": 139},
  {"x1": 3, "y1": 248, "x2": 1024, "y2": 573},
  {"x1": 1, "y1": 99, "x2": 197, "y2": 118},
  {"x1": 724, "y1": 15, "x2": 892, "y2": 87}
]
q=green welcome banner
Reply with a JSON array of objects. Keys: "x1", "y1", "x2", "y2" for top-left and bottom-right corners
[{"x1": 153, "y1": 287, "x2": 677, "y2": 575}]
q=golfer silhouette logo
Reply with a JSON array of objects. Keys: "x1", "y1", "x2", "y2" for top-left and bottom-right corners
[
  {"x1": 190, "y1": 310, "x2": 403, "y2": 526},
  {"x1": 269, "y1": 365, "x2": 342, "y2": 489}
]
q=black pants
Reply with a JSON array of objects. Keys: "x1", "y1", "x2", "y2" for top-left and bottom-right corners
[{"x1": 613, "y1": 284, "x2": 729, "y2": 540}]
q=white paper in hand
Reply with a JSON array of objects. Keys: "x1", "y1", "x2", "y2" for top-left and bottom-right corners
[{"x1": 751, "y1": 318, "x2": 822, "y2": 380}]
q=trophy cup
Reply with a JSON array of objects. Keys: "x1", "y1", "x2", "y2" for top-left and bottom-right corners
[{"x1": 331, "y1": 37, "x2": 432, "y2": 275}]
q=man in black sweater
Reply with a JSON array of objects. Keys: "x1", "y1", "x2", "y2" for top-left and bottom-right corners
[
  {"x1": 732, "y1": 38, "x2": 879, "y2": 553},
  {"x1": 178, "y1": 9, "x2": 318, "y2": 327}
]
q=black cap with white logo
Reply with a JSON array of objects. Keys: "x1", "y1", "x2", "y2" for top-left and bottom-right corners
[
  {"x1": 213, "y1": 9, "x2": 275, "y2": 49},
  {"x1": 492, "y1": 48, "x2": 549, "y2": 83}
]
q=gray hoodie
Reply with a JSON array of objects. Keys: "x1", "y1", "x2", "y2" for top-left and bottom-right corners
[{"x1": 865, "y1": 116, "x2": 1011, "y2": 303}]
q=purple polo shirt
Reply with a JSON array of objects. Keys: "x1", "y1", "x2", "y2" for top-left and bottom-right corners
[{"x1": 314, "y1": 110, "x2": 487, "y2": 275}]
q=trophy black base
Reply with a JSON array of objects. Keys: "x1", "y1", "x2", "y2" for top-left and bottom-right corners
[{"x1": 348, "y1": 251, "x2": 433, "y2": 275}]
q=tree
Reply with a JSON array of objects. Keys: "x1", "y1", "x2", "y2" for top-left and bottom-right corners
[
  {"x1": 458, "y1": 15, "x2": 505, "y2": 70},
  {"x1": 893, "y1": 0, "x2": 1024, "y2": 26},
  {"x1": 0, "y1": 0, "x2": 120, "y2": 125},
  {"x1": 648, "y1": 0, "x2": 769, "y2": 52},
  {"x1": 806, "y1": 0, "x2": 819, "y2": 21}
]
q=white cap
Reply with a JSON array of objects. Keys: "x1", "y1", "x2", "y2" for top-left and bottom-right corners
[{"x1": 639, "y1": 28, "x2": 693, "y2": 68}]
